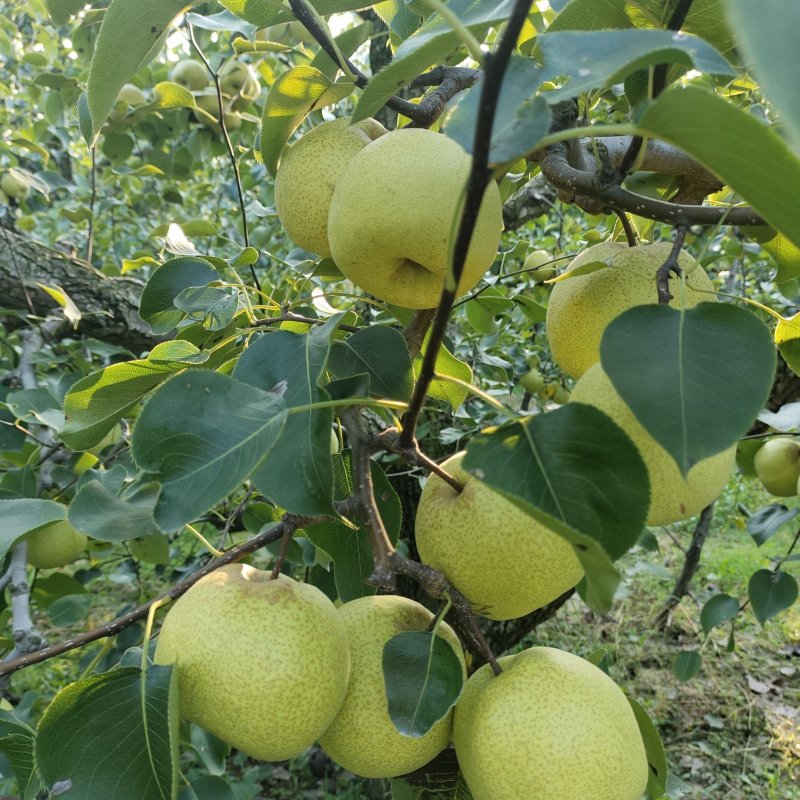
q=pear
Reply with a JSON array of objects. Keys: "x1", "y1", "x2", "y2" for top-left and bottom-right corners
[
  {"x1": 154, "y1": 564, "x2": 350, "y2": 761},
  {"x1": 25, "y1": 520, "x2": 87, "y2": 569},
  {"x1": 546, "y1": 241, "x2": 716, "y2": 378},
  {"x1": 754, "y1": 436, "x2": 800, "y2": 496},
  {"x1": 453, "y1": 646, "x2": 648, "y2": 800},
  {"x1": 414, "y1": 453, "x2": 583, "y2": 621},
  {"x1": 319, "y1": 595, "x2": 465, "y2": 778},
  {"x1": 274, "y1": 117, "x2": 387, "y2": 258},
  {"x1": 0, "y1": 170, "x2": 30, "y2": 202},
  {"x1": 524, "y1": 249, "x2": 556, "y2": 282},
  {"x1": 328, "y1": 128, "x2": 503, "y2": 309},
  {"x1": 169, "y1": 59, "x2": 208, "y2": 92},
  {"x1": 570, "y1": 363, "x2": 735, "y2": 525}
]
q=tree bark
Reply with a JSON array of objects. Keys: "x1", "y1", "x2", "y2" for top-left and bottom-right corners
[{"x1": 0, "y1": 227, "x2": 156, "y2": 353}]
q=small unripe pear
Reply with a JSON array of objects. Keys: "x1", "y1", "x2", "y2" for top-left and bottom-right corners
[
  {"x1": 520, "y1": 369, "x2": 545, "y2": 394},
  {"x1": 1, "y1": 171, "x2": 30, "y2": 202},
  {"x1": 754, "y1": 437, "x2": 800, "y2": 496},
  {"x1": 169, "y1": 59, "x2": 208, "y2": 91},
  {"x1": 25, "y1": 520, "x2": 87, "y2": 569}
]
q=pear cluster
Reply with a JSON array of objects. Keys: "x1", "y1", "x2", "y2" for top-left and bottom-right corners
[
  {"x1": 274, "y1": 120, "x2": 504, "y2": 308},
  {"x1": 546, "y1": 241, "x2": 735, "y2": 525}
]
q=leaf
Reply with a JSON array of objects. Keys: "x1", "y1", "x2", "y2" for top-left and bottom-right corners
[
  {"x1": 180, "y1": 775, "x2": 238, "y2": 800},
  {"x1": 328, "y1": 326, "x2": 414, "y2": 401},
  {"x1": 0, "y1": 731, "x2": 40, "y2": 799},
  {"x1": 601, "y1": 303, "x2": 776, "y2": 476},
  {"x1": 414, "y1": 332, "x2": 472, "y2": 410},
  {"x1": 48, "y1": 594, "x2": 92, "y2": 627},
  {"x1": 463, "y1": 403, "x2": 650, "y2": 612},
  {"x1": 748, "y1": 569, "x2": 798, "y2": 625},
  {"x1": 131, "y1": 371, "x2": 287, "y2": 530},
  {"x1": 700, "y1": 593, "x2": 740, "y2": 635},
  {"x1": 173, "y1": 286, "x2": 239, "y2": 332},
  {"x1": 540, "y1": 29, "x2": 733, "y2": 103},
  {"x1": 139, "y1": 257, "x2": 219, "y2": 335},
  {"x1": 84, "y1": 0, "x2": 191, "y2": 145},
  {"x1": 672, "y1": 650, "x2": 702, "y2": 682},
  {"x1": 725, "y1": 1, "x2": 800, "y2": 155},
  {"x1": 636, "y1": 85, "x2": 800, "y2": 250},
  {"x1": 747, "y1": 504, "x2": 800, "y2": 546},
  {"x1": 147, "y1": 341, "x2": 209, "y2": 365},
  {"x1": 383, "y1": 631, "x2": 464, "y2": 738},
  {"x1": 627, "y1": 697, "x2": 667, "y2": 798},
  {"x1": 0, "y1": 499, "x2": 67, "y2": 562},
  {"x1": 310, "y1": 21, "x2": 373, "y2": 80},
  {"x1": 306, "y1": 453, "x2": 402, "y2": 602},
  {"x1": 35, "y1": 666, "x2": 179, "y2": 800},
  {"x1": 353, "y1": 0, "x2": 517, "y2": 123},
  {"x1": 234, "y1": 320, "x2": 339, "y2": 515},
  {"x1": 0, "y1": 467, "x2": 37, "y2": 500},
  {"x1": 774, "y1": 312, "x2": 800, "y2": 376},
  {"x1": 762, "y1": 232, "x2": 800, "y2": 285},
  {"x1": 61, "y1": 359, "x2": 183, "y2": 451},
  {"x1": 68, "y1": 481, "x2": 159, "y2": 542}
]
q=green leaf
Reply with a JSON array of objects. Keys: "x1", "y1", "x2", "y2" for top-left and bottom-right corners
[
  {"x1": 353, "y1": 0, "x2": 516, "y2": 123},
  {"x1": 328, "y1": 326, "x2": 414, "y2": 402},
  {"x1": 147, "y1": 341, "x2": 209, "y2": 365},
  {"x1": 413, "y1": 333, "x2": 473, "y2": 410},
  {"x1": 0, "y1": 499, "x2": 67, "y2": 562},
  {"x1": 0, "y1": 467, "x2": 37, "y2": 500},
  {"x1": 234, "y1": 321, "x2": 339, "y2": 515},
  {"x1": 310, "y1": 21, "x2": 373, "y2": 80},
  {"x1": 219, "y1": 0, "x2": 375, "y2": 27},
  {"x1": 306, "y1": 452, "x2": 402, "y2": 602},
  {"x1": 383, "y1": 631, "x2": 464, "y2": 738},
  {"x1": 725, "y1": 1, "x2": 800, "y2": 155},
  {"x1": 61, "y1": 358, "x2": 183, "y2": 451},
  {"x1": 636, "y1": 85, "x2": 800, "y2": 250},
  {"x1": 762, "y1": 232, "x2": 800, "y2": 284},
  {"x1": 35, "y1": 665, "x2": 179, "y2": 800},
  {"x1": 180, "y1": 775, "x2": 238, "y2": 800},
  {"x1": 173, "y1": 286, "x2": 239, "y2": 332},
  {"x1": 627, "y1": 697, "x2": 667, "y2": 799},
  {"x1": 463, "y1": 403, "x2": 650, "y2": 612},
  {"x1": 47, "y1": 594, "x2": 92, "y2": 627},
  {"x1": 139, "y1": 257, "x2": 219, "y2": 335},
  {"x1": 84, "y1": 0, "x2": 191, "y2": 145},
  {"x1": 672, "y1": 650, "x2": 702, "y2": 682},
  {"x1": 131, "y1": 371, "x2": 287, "y2": 530},
  {"x1": 0, "y1": 731, "x2": 40, "y2": 799},
  {"x1": 540, "y1": 29, "x2": 733, "y2": 103},
  {"x1": 748, "y1": 569, "x2": 798, "y2": 625},
  {"x1": 747, "y1": 504, "x2": 800, "y2": 547},
  {"x1": 601, "y1": 303, "x2": 776, "y2": 476},
  {"x1": 700, "y1": 593, "x2": 740, "y2": 636},
  {"x1": 775, "y1": 312, "x2": 800, "y2": 376},
  {"x1": 68, "y1": 481, "x2": 159, "y2": 542}
]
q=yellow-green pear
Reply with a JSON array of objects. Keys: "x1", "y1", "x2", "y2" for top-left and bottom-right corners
[
  {"x1": 274, "y1": 118, "x2": 387, "y2": 258},
  {"x1": 328, "y1": 129, "x2": 503, "y2": 309},
  {"x1": 192, "y1": 92, "x2": 241, "y2": 133},
  {"x1": 1, "y1": 170, "x2": 30, "y2": 202},
  {"x1": 524, "y1": 249, "x2": 556, "y2": 282},
  {"x1": 169, "y1": 59, "x2": 208, "y2": 91},
  {"x1": 753, "y1": 436, "x2": 800, "y2": 496},
  {"x1": 414, "y1": 453, "x2": 583, "y2": 621},
  {"x1": 25, "y1": 520, "x2": 87, "y2": 569},
  {"x1": 546, "y1": 241, "x2": 716, "y2": 378},
  {"x1": 570, "y1": 363, "x2": 735, "y2": 525},
  {"x1": 319, "y1": 595, "x2": 465, "y2": 778},
  {"x1": 453, "y1": 646, "x2": 648, "y2": 800},
  {"x1": 154, "y1": 564, "x2": 350, "y2": 761},
  {"x1": 520, "y1": 368, "x2": 545, "y2": 394}
]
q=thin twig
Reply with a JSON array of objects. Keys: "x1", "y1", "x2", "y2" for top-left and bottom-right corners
[
  {"x1": 656, "y1": 223, "x2": 688, "y2": 303},
  {"x1": 269, "y1": 528, "x2": 294, "y2": 579},
  {"x1": 402, "y1": 309, "x2": 435, "y2": 359},
  {"x1": 615, "y1": 211, "x2": 638, "y2": 247},
  {"x1": 377, "y1": 428, "x2": 464, "y2": 493},
  {"x1": 254, "y1": 312, "x2": 360, "y2": 333}
]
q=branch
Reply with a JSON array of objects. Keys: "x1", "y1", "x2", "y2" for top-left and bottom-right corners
[
  {"x1": 402, "y1": 309, "x2": 435, "y2": 359},
  {"x1": 656, "y1": 223, "x2": 688, "y2": 303},
  {"x1": 502, "y1": 173, "x2": 558, "y2": 229},
  {"x1": 377, "y1": 428, "x2": 464, "y2": 493},
  {"x1": 4, "y1": 542, "x2": 46, "y2": 662}
]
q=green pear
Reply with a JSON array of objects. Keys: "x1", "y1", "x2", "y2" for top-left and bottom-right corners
[
  {"x1": 1, "y1": 170, "x2": 30, "y2": 202},
  {"x1": 546, "y1": 241, "x2": 716, "y2": 378},
  {"x1": 319, "y1": 595, "x2": 465, "y2": 778},
  {"x1": 219, "y1": 62, "x2": 260, "y2": 109},
  {"x1": 274, "y1": 118, "x2": 387, "y2": 258},
  {"x1": 192, "y1": 92, "x2": 241, "y2": 133},
  {"x1": 520, "y1": 368, "x2": 545, "y2": 394},
  {"x1": 570, "y1": 363, "x2": 735, "y2": 525},
  {"x1": 414, "y1": 453, "x2": 583, "y2": 621},
  {"x1": 453, "y1": 646, "x2": 648, "y2": 800},
  {"x1": 154, "y1": 564, "x2": 350, "y2": 761},
  {"x1": 328, "y1": 128, "x2": 503, "y2": 309},
  {"x1": 524, "y1": 249, "x2": 556, "y2": 282},
  {"x1": 735, "y1": 438, "x2": 764, "y2": 477},
  {"x1": 25, "y1": 520, "x2": 87, "y2": 569},
  {"x1": 169, "y1": 59, "x2": 209, "y2": 92},
  {"x1": 753, "y1": 436, "x2": 800, "y2": 496}
]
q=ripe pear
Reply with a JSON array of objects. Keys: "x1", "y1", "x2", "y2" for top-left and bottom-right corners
[
  {"x1": 570, "y1": 363, "x2": 735, "y2": 525},
  {"x1": 753, "y1": 436, "x2": 800, "y2": 496},
  {"x1": 546, "y1": 241, "x2": 716, "y2": 378},
  {"x1": 328, "y1": 129, "x2": 503, "y2": 309},
  {"x1": 169, "y1": 59, "x2": 209, "y2": 91},
  {"x1": 319, "y1": 595, "x2": 465, "y2": 778},
  {"x1": 453, "y1": 646, "x2": 648, "y2": 800},
  {"x1": 414, "y1": 453, "x2": 583, "y2": 621},
  {"x1": 25, "y1": 520, "x2": 87, "y2": 569},
  {"x1": 274, "y1": 118, "x2": 387, "y2": 258},
  {"x1": 154, "y1": 564, "x2": 350, "y2": 761}
]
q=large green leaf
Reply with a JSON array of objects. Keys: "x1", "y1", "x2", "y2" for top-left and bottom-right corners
[
  {"x1": 0, "y1": 730, "x2": 40, "y2": 799},
  {"x1": 84, "y1": 0, "x2": 193, "y2": 145},
  {"x1": 726, "y1": 1, "x2": 800, "y2": 155},
  {"x1": 35, "y1": 666, "x2": 179, "y2": 800},
  {"x1": 748, "y1": 569, "x2": 798, "y2": 625},
  {"x1": 636, "y1": 85, "x2": 800, "y2": 250},
  {"x1": 352, "y1": 0, "x2": 516, "y2": 123},
  {"x1": 234, "y1": 320, "x2": 339, "y2": 515},
  {"x1": 601, "y1": 303, "x2": 776, "y2": 476},
  {"x1": 413, "y1": 332, "x2": 472, "y2": 410},
  {"x1": 540, "y1": 29, "x2": 733, "y2": 102},
  {"x1": 463, "y1": 403, "x2": 650, "y2": 612},
  {"x1": 131, "y1": 371, "x2": 287, "y2": 530},
  {"x1": 383, "y1": 631, "x2": 464, "y2": 738},
  {"x1": 0, "y1": 499, "x2": 67, "y2": 562},
  {"x1": 69, "y1": 481, "x2": 160, "y2": 542}
]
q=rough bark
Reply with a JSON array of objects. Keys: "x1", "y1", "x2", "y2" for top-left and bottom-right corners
[{"x1": 0, "y1": 227, "x2": 156, "y2": 353}]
